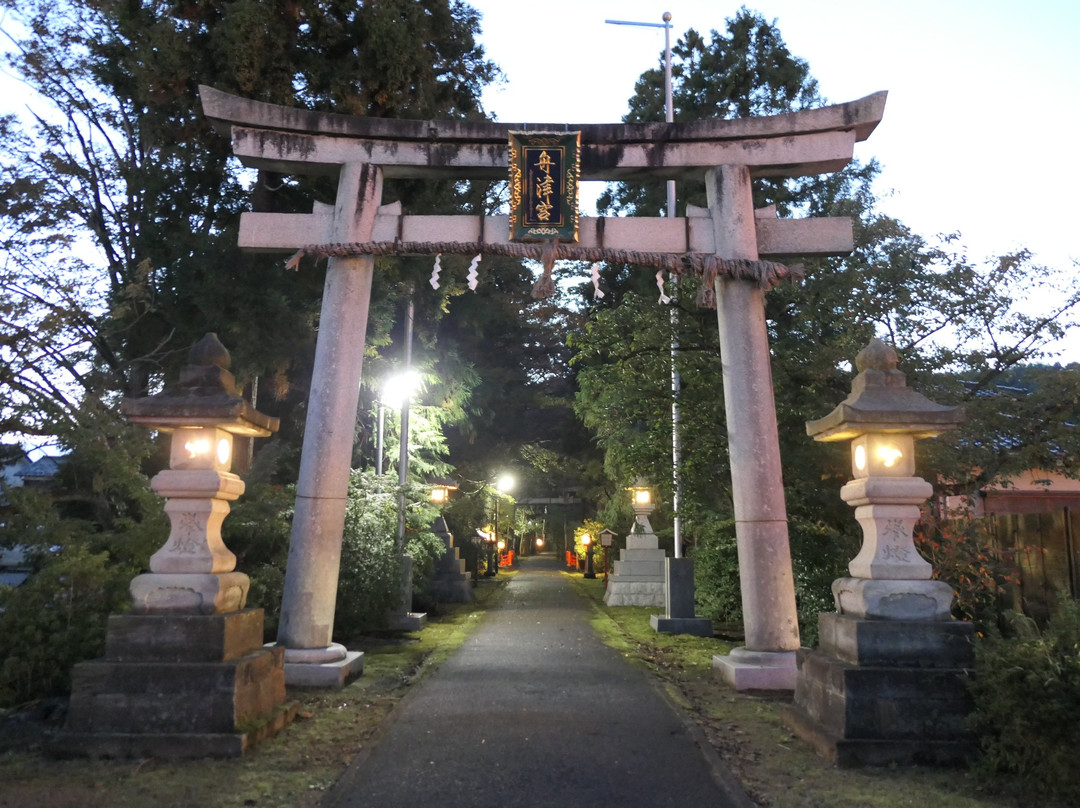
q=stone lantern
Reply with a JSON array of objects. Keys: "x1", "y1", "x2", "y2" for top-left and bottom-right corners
[
  {"x1": 604, "y1": 479, "x2": 667, "y2": 607},
  {"x1": 426, "y1": 477, "x2": 473, "y2": 604},
  {"x1": 57, "y1": 334, "x2": 295, "y2": 758},
  {"x1": 122, "y1": 333, "x2": 279, "y2": 614},
  {"x1": 782, "y1": 338, "x2": 973, "y2": 766}
]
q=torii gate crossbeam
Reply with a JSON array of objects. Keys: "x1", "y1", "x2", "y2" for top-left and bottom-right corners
[{"x1": 200, "y1": 86, "x2": 886, "y2": 690}]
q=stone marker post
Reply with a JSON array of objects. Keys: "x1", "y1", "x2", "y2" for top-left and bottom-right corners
[
  {"x1": 707, "y1": 165, "x2": 802, "y2": 689},
  {"x1": 275, "y1": 162, "x2": 382, "y2": 687}
]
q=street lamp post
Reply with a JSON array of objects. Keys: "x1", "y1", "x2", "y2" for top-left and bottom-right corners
[
  {"x1": 487, "y1": 474, "x2": 514, "y2": 576},
  {"x1": 582, "y1": 533, "x2": 596, "y2": 579}
]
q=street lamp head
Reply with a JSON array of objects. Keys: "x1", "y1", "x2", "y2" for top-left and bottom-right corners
[
  {"x1": 496, "y1": 473, "x2": 514, "y2": 493},
  {"x1": 581, "y1": 533, "x2": 591, "y2": 546},
  {"x1": 381, "y1": 370, "x2": 421, "y2": 410}
]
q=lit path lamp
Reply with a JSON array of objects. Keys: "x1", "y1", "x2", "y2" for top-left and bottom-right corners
[
  {"x1": 429, "y1": 477, "x2": 457, "y2": 506},
  {"x1": 581, "y1": 533, "x2": 596, "y2": 579},
  {"x1": 629, "y1": 480, "x2": 655, "y2": 532},
  {"x1": 604, "y1": 480, "x2": 667, "y2": 607},
  {"x1": 632, "y1": 476, "x2": 712, "y2": 636},
  {"x1": 427, "y1": 478, "x2": 473, "y2": 604},
  {"x1": 58, "y1": 334, "x2": 296, "y2": 758},
  {"x1": 782, "y1": 338, "x2": 974, "y2": 767},
  {"x1": 483, "y1": 529, "x2": 498, "y2": 578},
  {"x1": 123, "y1": 335, "x2": 279, "y2": 615}
]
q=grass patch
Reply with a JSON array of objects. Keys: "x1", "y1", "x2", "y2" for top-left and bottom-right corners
[
  {"x1": 0, "y1": 577, "x2": 511, "y2": 808},
  {"x1": 564, "y1": 573, "x2": 1054, "y2": 808}
]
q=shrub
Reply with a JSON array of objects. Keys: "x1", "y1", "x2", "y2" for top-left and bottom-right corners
[
  {"x1": 914, "y1": 507, "x2": 1019, "y2": 632},
  {"x1": 969, "y1": 601, "x2": 1080, "y2": 802},
  {"x1": 789, "y1": 517, "x2": 852, "y2": 646},
  {"x1": 693, "y1": 518, "x2": 742, "y2": 628},
  {"x1": 333, "y1": 470, "x2": 445, "y2": 637},
  {"x1": 0, "y1": 544, "x2": 130, "y2": 706}
]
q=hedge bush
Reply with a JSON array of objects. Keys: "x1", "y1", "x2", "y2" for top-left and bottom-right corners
[{"x1": 969, "y1": 601, "x2": 1080, "y2": 802}]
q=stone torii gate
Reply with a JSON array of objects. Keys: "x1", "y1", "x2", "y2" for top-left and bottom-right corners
[{"x1": 200, "y1": 86, "x2": 886, "y2": 690}]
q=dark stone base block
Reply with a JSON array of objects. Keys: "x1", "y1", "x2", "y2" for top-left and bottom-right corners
[
  {"x1": 780, "y1": 701, "x2": 971, "y2": 767},
  {"x1": 781, "y1": 612, "x2": 975, "y2": 767},
  {"x1": 53, "y1": 609, "x2": 296, "y2": 758},
  {"x1": 51, "y1": 702, "x2": 297, "y2": 760},
  {"x1": 649, "y1": 614, "x2": 714, "y2": 637}
]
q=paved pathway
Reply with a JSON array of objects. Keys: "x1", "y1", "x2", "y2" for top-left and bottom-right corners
[{"x1": 323, "y1": 554, "x2": 752, "y2": 808}]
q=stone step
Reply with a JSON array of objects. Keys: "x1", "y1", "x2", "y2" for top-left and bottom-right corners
[
  {"x1": 66, "y1": 647, "x2": 287, "y2": 736},
  {"x1": 105, "y1": 609, "x2": 266, "y2": 663}
]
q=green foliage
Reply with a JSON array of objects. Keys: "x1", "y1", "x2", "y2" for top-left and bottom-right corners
[
  {"x1": 788, "y1": 517, "x2": 853, "y2": 645},
  {"x1": 914, "y1": 508, "x2": 1020, "y2": 631},
  {"x1": 0, "y1": 410, "x2": 164, "y2": 707},
  {"x1": 692, "y1": 518, "x2": 742, "y2": 626},
  {"x1": 0, "y1": 544, "x2": 128, "y2": 706},
  {"x1": 221, "y1": 480, "x2": 295, "y2": 637},
  {"x1": 969, "y1": 602, "x2": 1080, "y2": 801},
  {"x1": 333, "y1": 470, "x2": 445, "y2": 637}
]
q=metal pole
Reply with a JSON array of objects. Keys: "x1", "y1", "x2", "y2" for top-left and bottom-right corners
[
  {"x1": 606, "y1": 12, "x2": 682, "y2": 558},
  {"x1": 376, "y1": 403, "x2": 385, "y2": 476},
  {"x1": 396, "y1": 296, "x2": 414, "y2": 555},
  {"x1": 663, "y1": 12, "x2": 683, "y2": 559},
  {"x1": 663, "y1": 11, "x2": 676, "y2": 215}
]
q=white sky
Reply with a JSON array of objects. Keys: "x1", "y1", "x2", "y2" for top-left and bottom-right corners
[
  {"x1": 1, "y1": 2, "x2": 1076, "y2": 359},
  {"x1": 472, "y1": 0, "x2": 1080, "y2": 274}
]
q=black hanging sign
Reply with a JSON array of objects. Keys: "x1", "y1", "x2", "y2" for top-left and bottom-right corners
[{"x1": 508, "y1": 130, "x2": 581, "y2": 243}]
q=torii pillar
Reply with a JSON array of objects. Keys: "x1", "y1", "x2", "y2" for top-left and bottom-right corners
[
  {"x1": 274, "y1": 162, "x2": 382, "y2": 687},
  {"x1": 707, "y1": 166, "x2": 801, "y2": 689}
]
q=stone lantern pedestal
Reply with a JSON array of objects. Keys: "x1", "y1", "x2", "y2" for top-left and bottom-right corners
[
  {"x1": 781, "y1": 339, "x2": 972, "y2": 766},
  {"x1": 53, "y1": 335, "x2": 297, "y2": 758}
]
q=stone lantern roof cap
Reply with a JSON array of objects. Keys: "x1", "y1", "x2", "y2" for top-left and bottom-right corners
[
  {"x1": 120, "y1": 333, "x2": 280, "y2": 437},
  {"x1": 806, "y1": 338, "x2": 964, "y2": 442}
]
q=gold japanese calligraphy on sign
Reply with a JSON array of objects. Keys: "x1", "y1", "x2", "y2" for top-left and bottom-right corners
[{"x1": 508, "y1": 130, "x2": 581, "y2": 243}]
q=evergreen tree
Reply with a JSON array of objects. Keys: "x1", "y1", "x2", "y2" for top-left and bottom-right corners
[{"x1": 572, "y1": 8, "x2": 1080, "y2": 631}]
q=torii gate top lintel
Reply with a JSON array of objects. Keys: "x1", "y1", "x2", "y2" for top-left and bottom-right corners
[{"x1": 198, "y1": 85, "x2": 886, "y2": 181}]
